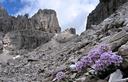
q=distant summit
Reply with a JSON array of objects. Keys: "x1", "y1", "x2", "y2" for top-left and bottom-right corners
[
  {"x1": 0, "y1": 8, "x2": 61, "y2": 33},
  {"x1": 31, "y1": 9, "x2": 61, "y2": 33},
  {"x1": 36, "y1": 9, "x2": 56, "y2": 15}
]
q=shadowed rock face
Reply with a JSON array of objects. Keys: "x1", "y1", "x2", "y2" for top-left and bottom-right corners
[
  {"x1": 86, "y1": 0, "x2": 128, "y2": 29},
  {"x1": 0, "y1": 8, "x2": 60, "y2": 52},
  {"x1": 3, "y1": 30, "x2": 54, "y2": 51},
  {"x1": 0, "y1": 8, "x2": 59, "y2": 52},
  {"x1": 0, "y1": 8, "x2": 61, "y2": 33}
]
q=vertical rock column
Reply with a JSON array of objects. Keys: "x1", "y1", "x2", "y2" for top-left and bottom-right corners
[{"x1": 31, "y1": 9, "x2": 61, "y2": 33}]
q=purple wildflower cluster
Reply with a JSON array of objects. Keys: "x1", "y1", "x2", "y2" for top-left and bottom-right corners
[
  {"x1": 75, "y1": 44, "x2": 123, "y2": 72},
  {"x1": 54, "y1": 71, "x2": 65, "y2": 81}
]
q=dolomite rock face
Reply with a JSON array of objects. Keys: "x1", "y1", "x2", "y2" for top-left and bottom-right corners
[
  {"x1": 0, "y1": 8, "x2": 60, "y2": 52},
  {"x1": 86, "y1": 0, "x2": 128, "y2": 29},
  {"x1": 31, "y1": 9, "x2": 61, "y2": 33},
  {"x1": 3, "y1": 30, "x2": 54, "y2": 51},
  {"x1": 0, "y1": 8, "x2": 61, "y2": 33}
]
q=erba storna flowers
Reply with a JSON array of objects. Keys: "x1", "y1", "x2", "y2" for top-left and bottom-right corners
[
  {"x1": 74, "y1": 44, "x2": 123, "y2": 72},
  {"x1": 53, "y1": 71, "x2": 65, "y2": 81},
  {"x1": 54, "y1": 44, "x2": 123, "y2": 81}
]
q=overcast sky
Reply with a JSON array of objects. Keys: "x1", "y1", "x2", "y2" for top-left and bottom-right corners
[{"x1": 1, "y1": 0, "x2": 99, "y2": 34}]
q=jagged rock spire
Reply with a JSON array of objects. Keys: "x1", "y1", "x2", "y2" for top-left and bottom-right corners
[{"x1": 31, "y1": 9, "x2": 61, "y2": 33}]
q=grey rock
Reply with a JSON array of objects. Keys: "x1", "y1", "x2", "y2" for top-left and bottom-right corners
[
  {"x1": 64, "y1": 28, "x2": 76, "y2": 34},
  {"x1": 102, "y1": 31, "x2": 127, "y2": 43},
  {"x1": 75, "y1": 77, "x2": 86, "y2": 82},
  {"x1": 31, "y1": 9, "x2": 61, "y2": 33},
  {"x1": 118, "y1": 42, "x2": 128, "y2": 56},
  {"x1": 109, "y1": 35, "x2": 128, "y2": 51},
  {"x1": 0, "y1": 9, "x2": 61, "y2": 33},
  {"x1": 86, "y1": 0, "x2": 128, "y2": 29},
  {"x1": 0, "y1": 53, "x2": 13, "y2": 64},
  {"x1": 53, "y1": 28, "x2": 77, "y2": 43},
  {"x1": 100, "y1": 31, "x2": 128, "y2": 50},
  {"x1": 3, "y1": 30, "x2": 54, "y2": 51}
]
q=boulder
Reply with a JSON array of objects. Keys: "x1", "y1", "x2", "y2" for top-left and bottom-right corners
[
  {"x1": 118, "y1": 42, "x2": 128, "y2": 56},
  {"x1": 53, "y1": 28, "x2": 77, "y2": 43},
  {"x1": 64, "y1": 28, "x2": 76, "y2": 34},
  {"x1": 100, "y1": 31, "x2": 128, "y2": 50}
]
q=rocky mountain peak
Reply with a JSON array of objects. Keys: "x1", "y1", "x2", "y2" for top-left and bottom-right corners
[
  {"x1": 37, "y1": 9, "x2": 56, "y2": 15},
  {"x1": 0, "y1": 8, "x2": 61, "y2": 33},
  {"x1": 31, "y1": 9, "x2": 61, "y2": 33}
]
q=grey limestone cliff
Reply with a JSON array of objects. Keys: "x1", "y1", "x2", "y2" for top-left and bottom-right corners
[
  {"x1": 86, "y1": 0, "x2": 128, "y2": 29},
  {"x1": 0, "y1": 8, "x2": 61, "y2": 33}
]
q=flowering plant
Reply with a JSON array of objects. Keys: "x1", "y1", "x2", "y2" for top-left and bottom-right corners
[
  {"x1": 75, "y1": 44, "x2": 123, "y2": 78},
  {"x1": 53, "y1": 71, "x2": 65, "y2": 81}
]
